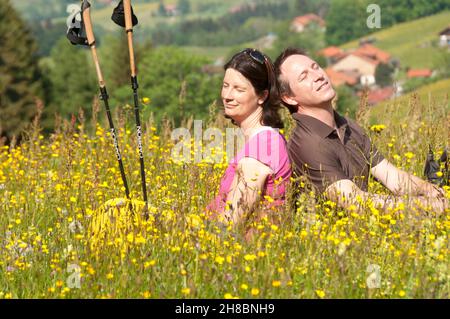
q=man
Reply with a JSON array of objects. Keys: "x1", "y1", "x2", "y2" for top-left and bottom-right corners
[{"x1": 274, "y1": 48, "x2": 448, "y2": 213}]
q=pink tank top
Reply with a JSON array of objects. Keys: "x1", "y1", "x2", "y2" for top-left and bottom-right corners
[{"x1": 207, "y1": 127, "x2": 291, "y2": 213}]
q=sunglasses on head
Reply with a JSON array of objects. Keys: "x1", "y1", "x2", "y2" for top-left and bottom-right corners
[{"x1": 240, "y1": 48, "x2": 266, "y2": 65}]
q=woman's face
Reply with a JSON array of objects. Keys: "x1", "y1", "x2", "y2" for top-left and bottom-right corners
[{"x1": 221, "y1": 68, "x2": 266, "y2": 124}]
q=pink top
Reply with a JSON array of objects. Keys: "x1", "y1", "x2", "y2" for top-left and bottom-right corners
[{"x1": 207, "y1": 127, "x2": 291, "y2": 213}]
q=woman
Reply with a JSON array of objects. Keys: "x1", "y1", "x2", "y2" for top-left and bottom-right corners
[{"x1": 207, "y1": 48, "x2": 291, "y2": 231}]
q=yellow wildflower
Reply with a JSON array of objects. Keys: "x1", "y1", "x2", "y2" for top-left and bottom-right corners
[{"x1": 315, "y1": 289, "x2": 326, "y2": 298}]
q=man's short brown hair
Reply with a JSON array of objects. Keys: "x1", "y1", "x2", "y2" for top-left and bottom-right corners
[{"x1": 274, "y1": 47, "x2": 307, "y2": 114}]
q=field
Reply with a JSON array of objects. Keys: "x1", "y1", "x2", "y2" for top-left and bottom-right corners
[
  {"x1": 0, "y1": 95, "x2": 449, "y2": 299},
  {"x1": 45, "y1": 0, "x2": 253, "y2": 32},
  {"x1": 341, "y1": 11, "x2": 450, "y2": 69},
  {"x1": 370, "y1": 78, "x2": 450, "y2": 123}
]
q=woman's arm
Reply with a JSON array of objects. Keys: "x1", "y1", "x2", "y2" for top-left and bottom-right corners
[{"x1": 224, "y1": 157, "x2": 273, "y2": 225}]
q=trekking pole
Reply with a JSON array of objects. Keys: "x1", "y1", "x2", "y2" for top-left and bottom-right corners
[
  {"x1": 67, "y1": 0, "x2": 131, "y2": 200},
  {"x1": 112, "y1": 0, "x2": 148, "y2": 214}
]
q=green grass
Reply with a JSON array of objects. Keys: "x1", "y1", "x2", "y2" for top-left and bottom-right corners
[
  {"x1": 370, "y1": 78, "x2": 450, "y2": 122},
  {"x1": 341, "y1": 11, "x2": 450, "y2": 69},
  {"x1": 0, "y1": 95, "x2": 449, "y2": 299}
]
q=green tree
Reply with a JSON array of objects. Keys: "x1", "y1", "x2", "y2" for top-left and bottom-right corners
[
  {"x1": 0, "y1": 0, "x2": 42, "y2": 139},
  {"x1": 325, "y1": 0, "x2": 368, "y2": 46},
  {"x1": 177, "y1": 0, "x2": 191, "y2": 15},
  {"x1": 100, "y1": 34, "x2": 152, "y2": 109},
  {"x1": 138, "y1": 46, "x2": 221, "y2": 125},
  {"x1": 158, "y1": 2, "x2": 167, "y2": 17},
  {"x1": 41, "y1": 37, "x2": 96, "y2": 131},
  {"x1": 375, "y1": 63, "x2": 394, "y2": 87},
  {"x1": 101, "y1": 34, "x2": 132, "y2": 93},
  {"x1": 295, "y1": 0, "x2": 330, "y2": 16},
  {"x1": 335, "y1": 86, "x2": 358, "y2": 119},
  {"x1": 267, "y1": 20, "x2": 325, "y2": 62}
]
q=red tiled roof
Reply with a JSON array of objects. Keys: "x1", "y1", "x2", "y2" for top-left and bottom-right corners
[
  {"x1": 292, "y1": 14, "x2": 326, "y2": 27},
  {"x1": 354, "y1": 44, "x2": 391, "y2": 64},
  {"x1": 165, "y1": 4, "x2": 177, "y2": 11},
  {"x1": 351, "y1": 52, "x2": 380, "y2": 66},
  {"x1": 365, "y1": 87, "x2": 395, "y2": 104},
  {"x1": 325, "y1": 68, "x2": 359, "y2": 87},
  {"x1": 407, "y1": 69, "x2": 432, "y2": 78},
  {"x1": 319, "y1": 46, "x2": 343, "y2": 58}
]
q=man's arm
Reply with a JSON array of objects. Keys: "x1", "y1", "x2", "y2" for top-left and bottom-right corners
[
  {"x1": 371, "y1": 159, "x2": 445, "y2": 197},
  {"x1": 325, "y1": 179, "x2": 448, "y2": 213},
  {"x1": 223, "y1": 157, "x2": 273, "y2": 225}
]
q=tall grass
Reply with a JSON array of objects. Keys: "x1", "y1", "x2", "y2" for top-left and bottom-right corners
[{"x1": 0, "y1": 95, "x2": 448, "y2": 299}]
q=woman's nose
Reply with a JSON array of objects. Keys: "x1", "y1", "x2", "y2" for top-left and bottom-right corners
[{"x1": 222, "y1": 88, "x2": 233, "y2": 100}]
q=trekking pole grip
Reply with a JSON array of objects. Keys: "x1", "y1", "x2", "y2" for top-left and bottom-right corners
[
  {"x1": 124, "y1": 0, "x2": 133, "y2": 31},
  {"x1": 82, "y1": 1, "x2": 105, "y2": 87},
  {"x1": 123, "y1": 0, "x2": 137, "y2": 77},
  {"x1": 81, "y1": 1, "x2": 95, "y2": 46}
]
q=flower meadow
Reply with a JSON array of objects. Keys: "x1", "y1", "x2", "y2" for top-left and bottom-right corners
[{"x1": 0, "y1": 96, "x2": 448, "y2": 299}]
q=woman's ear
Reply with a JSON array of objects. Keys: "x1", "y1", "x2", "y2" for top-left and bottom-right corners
[{"x1": 257, "y1": 90, "x2": 269, "y2": 105}]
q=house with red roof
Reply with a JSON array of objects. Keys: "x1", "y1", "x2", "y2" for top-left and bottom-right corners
[
  {"x1": 329, "y1": 44, "x2": 392, "y2": 86},
  {"x1": 407, "y1": 69, "x2": 433, "y2": 79},
  {"x1": 354, "y1": 44, "x2": 391, "y2": 64},
  {"x1": 290, "y1": 14, "x2": 326, "y2": 33},
  {"x1": 365, "y1": 87, "x2": 395, "y2": 105},
  {"x1": 325, "y1": 68, "x2": 359, "y2": 87},
  {"x1": 165, "y1": 4, "x2": 178, "y2": 16},
  {"x1": 318, "y1": 46, "x2": 346, "y2": 64},
  {"x1": 357, "y1": 87, "x2": 395, "y2": 105},
  {"x1": 331, "y1": 53, "x2": 379, "y2": 86}
]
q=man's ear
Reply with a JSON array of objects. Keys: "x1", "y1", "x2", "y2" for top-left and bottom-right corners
[
  {"x1": 257, "y1": 90, "x2": 269, "y2": 105},
  {"x1": 281, "y1": 94, "x2": 298, "y2": 107}
]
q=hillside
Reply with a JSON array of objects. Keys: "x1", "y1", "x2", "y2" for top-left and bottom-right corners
[
  {"x1": 14, "y1": 0, "x2": 259, "y2": 30},
  {"x1": 341, "y1": 11, "x2": 450, "y2": 69},
  {"x1": 369, "y1": 78, "x2": 450, "y2": 123}
]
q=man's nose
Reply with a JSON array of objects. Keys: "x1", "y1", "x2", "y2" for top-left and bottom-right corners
[{"x1": 311, "y1": 69, "x2": 324, "y2": 82}]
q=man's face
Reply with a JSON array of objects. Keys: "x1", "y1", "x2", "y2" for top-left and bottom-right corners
[{"x1": 280, "y1": 54, "x2": 336, "y2": 108}]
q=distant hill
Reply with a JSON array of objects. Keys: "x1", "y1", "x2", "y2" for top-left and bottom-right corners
[
  {"x1": 341, "y1": 11, "x2": 450, "y2": 69},
  {"x1": 12, "y1": 0, "x2": 255, "y2": 28}
]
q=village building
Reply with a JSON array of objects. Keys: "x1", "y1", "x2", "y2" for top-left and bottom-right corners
[
  {"x1": 364, "y1": 87, "x2": 396, "y2": 105},
  {"x1": 318, "y1": 46, "x2": 345, "y2": 65},
  {"x1": 290, "y1": 14, "x2": 326, "y2": 33},
  {"x1": 407, "y1": 69, "x2": 433, "y2": 79},
  {"x1": 325, "y1": 68, "x2": 359, "y2": 87},
  {"x1": 330, "y1": 44, "x2": 391, "y2": 86},
  {"x1": 331, "y1": 53, "x2": 378, "y2": 86},
  {"x1": 438, "y1": 26, "x2": 450, "y2": 47}
]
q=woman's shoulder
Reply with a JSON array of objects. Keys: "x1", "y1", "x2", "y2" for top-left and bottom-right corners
[
  {"x1": 251, "y1": 126, "x2": 286, "y2": 141},
  {"x1": 249, "y1": 127, "x2": 288, "y2": 150}
]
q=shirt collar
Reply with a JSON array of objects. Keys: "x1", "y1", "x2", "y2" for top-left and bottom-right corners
[{"x1": 292, "y1": 111, "x2": 348, "y2": 139}]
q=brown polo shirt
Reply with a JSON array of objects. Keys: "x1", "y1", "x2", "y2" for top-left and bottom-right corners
[{"x1": 288, "y1": 111, "x2": 385, "y2": 193}]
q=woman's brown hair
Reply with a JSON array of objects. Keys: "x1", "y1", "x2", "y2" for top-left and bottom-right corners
[{"x1": 224, "y1": 48, "x2": 284, "y2": 129}]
